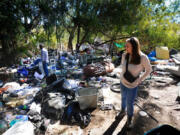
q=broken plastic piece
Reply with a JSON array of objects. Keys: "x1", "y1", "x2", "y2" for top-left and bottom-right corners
[{"x1": 100, "y1": 104, "x2": 114, "y2": 111}]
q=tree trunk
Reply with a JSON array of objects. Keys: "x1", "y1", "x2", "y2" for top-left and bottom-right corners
[
  {"x1": 109, "y1": 41, "x2": 113, "y2": 56},
  {"x1": 77, "y1": 26, "x2": 80, "y2": 45},
  {"x1": 80, "y1": 30, "x2": 89, "y2": 45},
  {"x1": 0, "y1": 35, "x2": 16, "y2": 66},
  {"x1": 75, "y1": 0, "x2": 80, "y2": 52},
  {"x1": 68, "y1": 27, "x2": 76, "y2": 53},
  {"x1": 47, "y1": 29, "x2": 50, "y2": 48},
  {"x1": 55, "y1": 23, "x2": 58, "y2": 48}
]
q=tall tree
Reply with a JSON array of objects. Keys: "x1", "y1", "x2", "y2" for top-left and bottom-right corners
[
  {"x1": 60, "y1": 0, "x2": 143, "y2": 51},
  {"x1": 0, "y1": 0, "x2": 41, "y2": 65},
  {"x1": 135, "y1": 0, "x2": 180, "y2": 51}
]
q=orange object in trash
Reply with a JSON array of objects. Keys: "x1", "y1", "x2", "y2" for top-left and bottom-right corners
[
  {"x1": 0, "y1": 86, "x2": 11, "y2": 94},
  {"x1": 20, "y1": 78, "x2": 27, "y2": 83}
]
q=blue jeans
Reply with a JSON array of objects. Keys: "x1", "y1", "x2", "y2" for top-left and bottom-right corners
[
  {"x1": 42, "y1": 61, "x2": 49, "y2": 77},
  {"x1": 120, "y1": 82, "x2": 138, "y2": 117}
]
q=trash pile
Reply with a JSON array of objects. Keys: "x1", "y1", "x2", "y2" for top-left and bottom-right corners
[
  {"x1": 148, "y1": 47, "x2": 180, "y2": 77},
  {"x1": 0, "y1": 48, "x2": 115, "y2": 135},
  {"x1": 0, "y1": 45, "x2": 180, "y2": 134}
]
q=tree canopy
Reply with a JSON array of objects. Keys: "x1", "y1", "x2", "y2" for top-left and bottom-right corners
[{"x1": 0, "y1": 0, "x2": 179, "y2": 65}]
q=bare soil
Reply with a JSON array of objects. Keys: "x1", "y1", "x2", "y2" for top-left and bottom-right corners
[{"x1": 46, "y1": 76, "x2": 180, "y2": 135}]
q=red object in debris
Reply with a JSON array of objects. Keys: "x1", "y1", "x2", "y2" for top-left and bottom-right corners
[
  {"x1": 153, "y1": 71, "x2": 158, "y2": 75},
  {"x1": 19, "y1": 78, "x2": 27, "y2": 83},
  {"x1": 0, "y1": 86, "x2": 11, "y2": 94}
]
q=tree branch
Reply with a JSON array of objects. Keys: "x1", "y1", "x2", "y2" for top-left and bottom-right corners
[{"x1": 95, "y1": 36, "x2": 131, "y2": 46}]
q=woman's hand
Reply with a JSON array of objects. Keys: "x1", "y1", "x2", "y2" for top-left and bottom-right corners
[
  {"x1": 137, "y1": 79, "x2": 142, "y2": 85},
  {"x1": 132, "y1": 78, "x2": 142, "y2": 86}
]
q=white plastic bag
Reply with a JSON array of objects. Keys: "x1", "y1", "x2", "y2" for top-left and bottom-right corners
[
  {"x1": 30, "y1": 102, "x2": 41, "y2": 114},
  {"x1": 34, "y1": 72, "x2": 44, "y2": 80},
  {"x1": 3, "y1": 82, "x2": 22, "y2": 93},
  {"x1": 3, "y1": 121, "x2": 34, "y2": 135}
]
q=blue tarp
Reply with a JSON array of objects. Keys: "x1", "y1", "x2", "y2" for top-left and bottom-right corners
[
  {"x1": 148, "y1": 50, "x2": 156, "y2": 57},
  {"x1": 33, "y1": 58, "x2": 41, "y2": 65},
  {"x1": 148, "y1": 51, "x2": 157, "y2": 62},
  {"x1": 17, "y1": 67, "x2": 29, "y2": 77}
]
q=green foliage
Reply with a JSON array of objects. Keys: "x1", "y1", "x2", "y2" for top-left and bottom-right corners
[
  {"x1": 0, "y1": 0, "x2": 179, "y2": 66},
  {"x1": 135, "y1": 0, "x2": 180, "y2": 52}
]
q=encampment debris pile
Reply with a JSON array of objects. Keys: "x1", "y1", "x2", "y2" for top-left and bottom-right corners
[{"x1": 0, "y1": 46, "x2": 180, "y2": 134}]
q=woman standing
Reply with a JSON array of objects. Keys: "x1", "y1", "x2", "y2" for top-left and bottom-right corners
[{"x1": 116, "y1": 37, "x2": 152, "y2": 129}]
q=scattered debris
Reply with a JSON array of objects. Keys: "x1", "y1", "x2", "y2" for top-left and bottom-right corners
[
  {"x1": 0, "y1": 49, "x2": 180, "y2": 134},
  {"x1": 100, "y1": 104, "x2": 114, "y2": 111},
  {"x1": 139, "y1": 111, "x2": 148, "y2": 117}
]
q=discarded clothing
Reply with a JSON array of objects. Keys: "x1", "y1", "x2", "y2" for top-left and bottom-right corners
[
  {"x1": 62, "y1": 102, "x2": 91, "y2": 129},
  {"x1": 41, "y1": 93, "x2": 66, "y2": 120}
]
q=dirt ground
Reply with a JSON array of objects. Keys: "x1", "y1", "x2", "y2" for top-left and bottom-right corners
[
  {"x1": 45, "y1": 75, "x2": 180, "y2": 135},
  {"x1": 128, "y1": 84, "x2": 180, "y2": 135}
]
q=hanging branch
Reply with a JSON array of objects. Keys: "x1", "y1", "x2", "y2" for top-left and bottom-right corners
[{"x1": 95, "y1": 36, "x2": 131, "y2": 46}]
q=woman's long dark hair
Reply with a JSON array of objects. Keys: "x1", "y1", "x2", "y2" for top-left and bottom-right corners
[{"x1": 126, "y1": 37, "x2": 141, "y2": 65}]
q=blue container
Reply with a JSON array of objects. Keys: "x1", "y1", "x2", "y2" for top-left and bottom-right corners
[{"x1": 148, "y1": 57, "x2": 157, "y2": 62}]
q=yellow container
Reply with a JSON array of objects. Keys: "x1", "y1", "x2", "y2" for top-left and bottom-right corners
[{"x1": 156, "y1": 46, "x2": 170, "y2": 59}]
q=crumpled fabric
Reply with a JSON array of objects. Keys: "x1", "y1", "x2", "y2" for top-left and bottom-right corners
[{"x1": 41, "y1": 93, "x2": 66, "y2": 120}]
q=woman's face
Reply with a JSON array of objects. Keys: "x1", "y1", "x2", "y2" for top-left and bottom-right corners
[{"x1": 125, "y1": 41, "x2": 133, "y2": 54}]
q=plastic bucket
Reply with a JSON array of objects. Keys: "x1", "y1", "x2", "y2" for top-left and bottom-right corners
[{"x1": 76, "y1": 87, "x2": 98, "y2": 110}]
